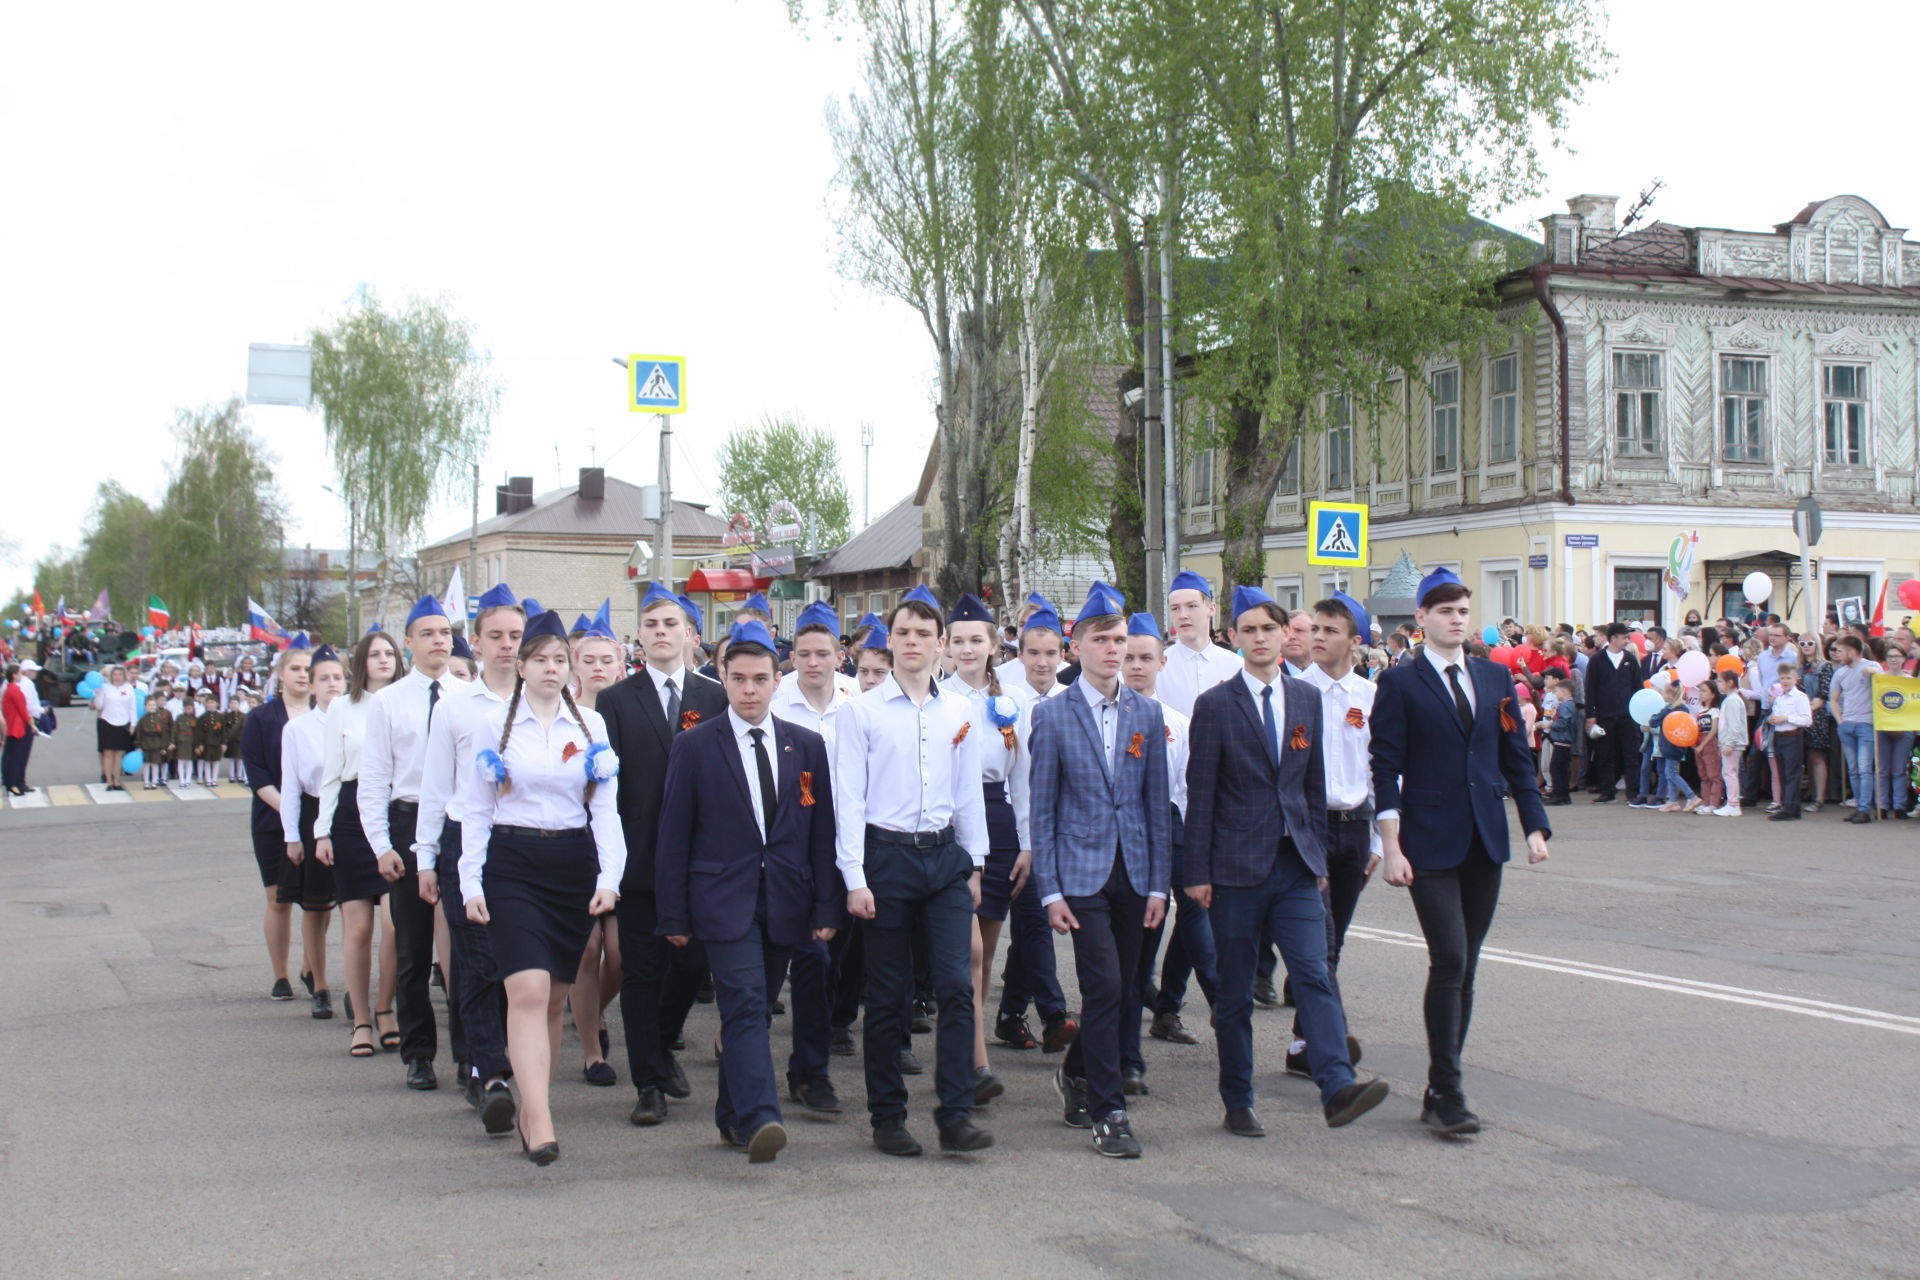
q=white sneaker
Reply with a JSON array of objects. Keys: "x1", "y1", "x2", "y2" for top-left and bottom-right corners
[{"x1": 1720, "y1": 806, "x2": 1742, "y2": 817}]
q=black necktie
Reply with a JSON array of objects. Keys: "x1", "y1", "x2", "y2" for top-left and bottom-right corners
[
  {"x1": 426, "y1": 678, "x2": 441, "y2": 733},
  {"x1": 664, "y1": 677, "x2": 681, "y2": 731},
  {"x1": 748, "y1": 727, "x2": 777, "y2": 842},
  {"x1": 1445, "y1": 664, "x2": 1473, "y2": 736},
  {"x1": 1260, "y1": 684, "x2": 1279, "y2": 769}
]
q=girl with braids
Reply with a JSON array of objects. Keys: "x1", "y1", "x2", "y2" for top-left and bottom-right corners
[
  {"x1": 567, "y1": 620, "x2": 627, "y2": 1087},
  {"x1": 316, "y1": 628, "x2": 406, "y2": 1056},
  {"x1": 941, "y1": 593, "x2": 1043, "y2": 1106},
  {"x1": 459, "y1": 610, "x2": 626, "y2": 1165}
]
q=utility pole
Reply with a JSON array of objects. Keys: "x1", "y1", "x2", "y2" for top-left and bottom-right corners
[
  {"x1": 1160, "y1": 164, "x2": 1181, "y2": 592},
  {"x1": 1141, "y1": 225, "x2": 1167, "y2": 608},
  {"x1": 861, "y1": 422, "x2": 875, "y2": 528},
  {"x1": 466, "y1": 459, "x2": 480, "y2": 611},
  {"x1": 656, "y1": 412, "x2": 674, "y2": 587}
]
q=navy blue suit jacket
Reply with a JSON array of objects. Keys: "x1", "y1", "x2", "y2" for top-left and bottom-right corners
[
  {"x1": 1370, "y1": 650, "x2": 1552, "y2": 871},
  {"x1": 1182, "y1": 672, "x2": 1330, "y2": 886},
  {"x1": 1026, "y1": 685, "x2": 1171, "y2": 902},
  {"x1": 653, "y1": 714, "x2": 839, "y2": 949}
]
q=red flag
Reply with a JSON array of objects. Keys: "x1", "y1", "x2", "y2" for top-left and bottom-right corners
[
  {"x1": 1870, "y1": 579, "x2": 1889, "y2": 637},
  {"x1": 32, "y1": 591, "x2": 44, "y2": 615}
]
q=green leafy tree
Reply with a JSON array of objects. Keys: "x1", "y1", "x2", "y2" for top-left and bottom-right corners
[
  {"x1": 309, "y1": 288, "x2": 498, "y2": 634},
  {"x1": 715, "y1": 416, "x2": 855, "y2": 553},
  {"x1": 150, "y1": 401, "x2": 288, "y2": 625},
  {"x1": 80, "y1": 482, "x2": 157, "y2": 624}
]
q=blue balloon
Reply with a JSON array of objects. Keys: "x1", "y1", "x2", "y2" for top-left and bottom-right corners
[
  {"x1": 1628, "y1": 688, "x2": 1664, "y2": 727},
  {"x1": 1481, "y1": 625, "x2": 1501, "y2": 645},
  {"x1": 122, "y1": 749, "x2": 145, "y2": 775},
  {"x1": 134, "y1": 689, "x2": 147, "y2": 718}
]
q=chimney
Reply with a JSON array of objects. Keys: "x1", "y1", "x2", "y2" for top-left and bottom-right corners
[
  {"x1": 1543, "y1": 212, "x2": 1584, "y2": 266},
  {"x1": 578, "y1": 467, "x2": 606, "y2": 501},
  {"x1": 496, "y1": 475, "x2": 534, "y2": 515},
  {"x1": 1567, "y1": 194, "x2": 1618, "y2": 233}
]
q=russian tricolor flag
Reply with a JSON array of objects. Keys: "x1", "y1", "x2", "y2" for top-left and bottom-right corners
[{"x1": 248, "y1": 598, "x2": 291, "y2": 649}]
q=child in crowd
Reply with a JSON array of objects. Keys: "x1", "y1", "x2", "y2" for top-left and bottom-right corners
[
  {"x1": 1545, "y1": 675, "x2": 1578, "y2": 804},
  {"x1": 225, "y1": 692, "x2": 250, "y2": 781},
  {"x1": 1693, "y1": 682, "x2": 1723, "y2": 814},
  {"x1": 196, "y1": 689, "x2": 223, "y2": 785},
  {"x1": 1713, "y1": 669, "x2": 1747, "y2": 817},
  {"x1": 1651, "y1": 683, "x2": 1701, "y2": 813},
  {"x1": 135, "y1": 696, "x2": 174, "y2": 791},
  {"x1": 173, "y1": 691, "x2": 201, "y2": 785}
]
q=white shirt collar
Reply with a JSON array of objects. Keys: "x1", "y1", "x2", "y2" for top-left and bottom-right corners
[
  {"x1": 729, "y1": 707, "x2": 775, "y2": 743},
  {"x1": 1078, "y1": 675, "x2": 1119, "y2": 711},
  {"x1": 646, "y1": 662, "x2": 685, "y2": 692},
  {"x1": 879, "y1": 673, "x2": 941, "y2": 703},
  {"x1": 511, "y1": 695, "x2": 583, "y2": 730},
  {"x1": 1239, "y1": 668, "x2": 1280, "y2": 699},
  {"x1": 1422, "y1": 646, "x2": 1470, "y2": 682}
]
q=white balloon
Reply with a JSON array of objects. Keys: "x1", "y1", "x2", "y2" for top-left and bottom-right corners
[
  {"x1": 1743, "y1": 571, "x2": 1773, "y2": 603},
  {"x1": 1650, "y1": 670, "x2": 1672, "y2": 690},
  {"x1": 1676, "y1": 650, "x2": 1712, "y2": 687}
]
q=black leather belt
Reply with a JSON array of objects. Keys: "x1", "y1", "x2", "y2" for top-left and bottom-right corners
[
  {"x1": 1328, "y1": 806, "x2": 1374, "y2": 823},
  {"x1": 982, "y1": 781, "x2": 1008, "y2": 802},
  {"x1": 866, "y1": 825, "x2": 954, "y2": 848},
  {"x1": 494, "y1": 824, "x2": 590, "y2": 840},
  {"x1": 390, "y1": 799, "x2": 419, "y2": 813}
]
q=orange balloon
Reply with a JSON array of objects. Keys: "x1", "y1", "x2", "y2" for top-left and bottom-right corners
[
  {"x1": 1714, "y1": 654, "x2": 1745, "y2": 675},
  {"x1": 1663, "y1": 713, "x2": 1700, "y2": 748}
]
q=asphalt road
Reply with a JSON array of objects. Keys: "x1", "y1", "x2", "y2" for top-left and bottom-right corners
[{"x1": 3, "y1": 723, "x2": 1916, "y2": 1279}]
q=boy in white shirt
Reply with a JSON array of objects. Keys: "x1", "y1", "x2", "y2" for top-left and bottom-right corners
[{"x1": 1766, "y1": 666, "x2": 1812, "y2": 821}]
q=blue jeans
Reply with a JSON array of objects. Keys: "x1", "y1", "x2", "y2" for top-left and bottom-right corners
[
  {"x1": 1210, "y1": 843, "x2": 1354, "y2": 1110},
  {"x1": 705, "y1": 921, "x2": 789, "y2": 1140},
  {"x1": 1637, "y1": 733, "x2": 1658, "y2": 798},
  {"x1": 1835, "y1": 721, "x2": 1875, "y2": 812},
  {"x1": 1877, "y1": 731, "x2": 1914, "y2": 812},
  {"x1": 1656, "y1": 758, "x2": 1695, "y2": 803}
]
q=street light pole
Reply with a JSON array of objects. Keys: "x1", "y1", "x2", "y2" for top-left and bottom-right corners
[
  {"x1": 861, "y1": 423, "x2": 874, "y2": 528},
  {"x1": 612, "y1": 357, "x2": 673, "y2": 588}
]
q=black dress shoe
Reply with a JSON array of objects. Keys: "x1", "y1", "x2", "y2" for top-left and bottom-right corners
[
  {"x1": 405, "y1": 1060, "x2": 438, "y2": 1091},
  {"x1": 910, "y1": 997, "x2": 935, "y2": 1034},
  {"x1": 663, "y1": 1051, "x2": 691, "y2": 1099},
  {"x1": 1054, "y1": 1066, "x2": 1090, "y2": 1129},
  {"x1": 745, "y1": 1121, "x2": 788, "y2": 1164},
  {"x1": 897, "y1": 1046, "x2": 924, "y2": 1075},
  {"x1": 1769, "y1": 811, "x2": 1801, "y2": 821},
  {"x1": 873, "y1": 1121, "x2": 923, "y2": 1157},
  {"x1": 310, "y1": 990, "x2": 333, "y2": 1020},
  {"x1": 584, "y1": 1061, "x2": 617, "y2": 1086},
  {"x1": 995, "y1": 1014, "x2": 1037, "y2": 1050},
  {"x1": 430, "y1": 962, "x2": 445, "y2": 990},
  {"x1": 1286, "y1": 1034, "x2": 1364, "y2": 1076},
  {"x1": 1092, "y1": 1109, "x2": 1142, "y2": 1158},
  {"x1": 1122, "y1": 1065, "x2": 1149, "y2": 1096},
  {"x1": 1222, "y1": 1107, "x2": 1265, "y2": 1137},
  {"x1": 771, "y1": 998, "x2": 786, "y2": 1016},
  {"x1": 1421, "y1": 1089, "x2": 1481, "y2": 1135},
  {"x1": 696, "y1": 974, "x2": 715, "y2": 1003},
  {"x1": 269, "y1": 977, "x2": 294, "y2": 1001},
  {"x1": 788, "y1": 1076, "x2": 842, "y2": 1114},
  {"x1": 829, "y1": 1027, "x2": 856, "y2": 1056},
  {"x1": 1041, "y1": 1012, "x2": 1078, "y2": 1054},
  {"x1": 1148, "y1": 1012, "x2": 1198, "y2": 1044},
  {"x1": 717, "y1": 1126, "x2": 747, "y2": 1149},
  {"x1": 1252, "y1": 978, "x2": 1280, "y2": 1008},
  {"x1": 1324, "y1": 1078, "x2": 1390, "y2": 1127},
  {"x1": 671, "y1": 1033, "x2": 686, "y2": 1051},
  {"x1": 938, "y1": 1121, "x2": 994, "y2": 1153},
  {"x1": 972, "y1": 1066, "x2": 1005, "y2": 1106},
  {"x1": 464, "y1": 1073, "x2": 483, "y2": 1109},
  {"x1": 480, "y1": 1083, "x2": 516, "y2": 1136},
  {"x1": 629, "y1": 1086, "x2": 668, "y2": 1126},
  {"x1": 1281, "y1": 976, "x2": 1294, "y2": 1006},
  {"x1": 1847, "y1": 810, "x2": 1873, "y2": 824},
  {"x1": 1591, "y1": 793, "x2": 1615, "y2": 802}
]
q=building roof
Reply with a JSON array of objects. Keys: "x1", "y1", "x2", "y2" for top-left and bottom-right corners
[
  {"x1": 420, "y1": 475, "x2": 729, "y2": 552},
  {"x1": 806, "y1": 494, "x2": 923, "y2": 578}
]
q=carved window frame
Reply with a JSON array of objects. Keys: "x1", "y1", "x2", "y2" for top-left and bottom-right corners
[
  {"x1": 1602, "y1": 315, "x2": 1675, "y2": 464},
  {"x1": 1813, "y1": 328, "x2": 1883, "y2": 479},
  {"x1": 1710, "y1": 322, "x2": 1780, "y2": 473}
]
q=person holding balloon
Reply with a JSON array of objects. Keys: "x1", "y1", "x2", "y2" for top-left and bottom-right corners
[{"x1": 1649, "y1": 684, "x2": 1701, "y2": 813}]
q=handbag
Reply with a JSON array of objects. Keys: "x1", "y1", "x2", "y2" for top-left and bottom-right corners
[{"x1": 35, "y1": 707, "x2": 56, "y2": 735}]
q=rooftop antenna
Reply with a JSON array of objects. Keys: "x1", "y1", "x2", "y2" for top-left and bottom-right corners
[{"x1": 1619, "y1": 179, "x2": 1664, "y2": 231}]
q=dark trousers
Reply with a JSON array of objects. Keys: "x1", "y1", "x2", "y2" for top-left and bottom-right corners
[
  {"x1": 1152, "y1": 896, "x2": 1218, "y2": 1016},
  {"x1": 995, "y1": 875, "x2": 1066, "y2": 1023},
  {"x1": 387, "y1": 803, "x2": 440, "y2": 1065},
  {"x1": 1212, "y1": 841, "x2": 1355, "y2": 1109},
  {"x1": 1591, "y1": 714, "x2": 1637, "y2": 792},
  {"x1": 766, "y1": 936, "x2": 833, "y2": 1085},
  {"x1": 1, "y1": 732, "x2": 30, "y2": 790},
  {"x1": 437, "y1": 824, "x2": 502, "y2": 1083},
  {"x1": 1062, "y1": 853, "x2": 1148, "y2": 1119},
  {"x1": 1774, "y1": 730, "x2": 1805, "y2": 817},
  {"x1": 829, "y1": 922, "x2": 864, "y2": 1030},
  {"x1": 1405, "y1": 840, "x2": 1503, "y2": 1099},
  {"x1": 1548, "y1": 743, "x2": 1572, "y2": 800},
  {"x1": 706, "y1": 919, "x2": 788, "y2": 1140},
  {"x1": 618, "y1": 889, "x2": 706, "y2": 1094},
  {"x1": 861, "y1": 834, "x2": 975, "y2": 1131},
  {"x1": 1292, "y1": 816, "x2": 1371, "y2": 1043}
]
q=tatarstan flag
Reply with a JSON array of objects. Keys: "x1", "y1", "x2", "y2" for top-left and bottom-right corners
[{"x1": 148, "y1": 595, "x2": 170, "y2": 628}]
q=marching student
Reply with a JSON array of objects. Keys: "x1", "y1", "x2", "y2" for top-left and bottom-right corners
[
  {"x1": 459, "y1": 609, "x2": 626, "y2": 1165},
  {"x1": 1185, "y1": 586, "x2": 1388, "y2": 1139},
  {"x1": 1156, "y1": 570, "x2": 1241, "y2": 718},
  {"x1": 1373, "y1": 569, "x2": 1552, "y2": 1135},
  {"x1": 446, "y1": 633, "x2": 478, "y2": 682},
  {"x1": 135, "y1": 690, "x2": 174, "y2": 791},
  {"x1": 413, "y1": 585, "x2": 525, "y2": 1132},
  {"x1": 1121, "y1": 614, "x2": 1215, "y2": 1058},
  {"x1": 1005, "y1": 608, "x2": 1068, "y2": 707},
  {"x1": 853, "y1": 626, "x2": 893, "y2": 692},
  {"x1": 316, "y1": 627, "x2": 405, "y2": 1057},
  {"x1": 993, "y1": 593, "x2": 1052, "y2": 686},
  {"x1": 656, "y1": 619, "x2": 839, "y2": 1162},
  {"x1": 569, "y1": 613, "x2": 627, "y2": 1087},
  {"x1": 242, "y1": 638, "x2": 314, "y2": 1003},
  {"x1": 833, "y1": 587, "x2": 994, "y2": 1157},
  {"x1": 1289, "y1": 593, "x2": 1379, "y2": 1076},
  {"x1": 280, "y1": 645, "x2": 346, "y2": 1020},
  {"x1": 1028, "y1": 590, "x2": 1171, "y2": 1158},
  {"x1": 360, "y1": 595, "x2": 458, "y2": 1092},
  {"x1": 599, "y1": 581, "x2": 729, "y2": 1127},
  {"x1": 940, "y1": 593, "x2": 1033, "y2": 1108}
]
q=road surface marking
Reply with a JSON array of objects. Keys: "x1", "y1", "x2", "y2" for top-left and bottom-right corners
[
  {"x1": 167, "y1": 782, "x2": 216, "y2": 801},
  {"x1": 5, "y1": 789, "x2": 50, "y2": 808},
  {"x1": 1349, "y1": 926, "x2": 1920, "y2": 1037},
  {"x1": 83, "y1": 783, "x2": 132, "y2": 804},
  {"x1": 47, "y1": 785, "x2": 90, "y2": 806}
]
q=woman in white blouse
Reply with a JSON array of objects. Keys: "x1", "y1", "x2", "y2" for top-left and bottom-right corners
[
  {"x1": 315, "y1": 630, "x2": 404, "y2": 1057},
  {"x1": 461, "y1": 611, "x2": 625, "y2": 1164},
  {"x1": 92, "y1": 666, "x2": 139, "y2": 789},
  {"x1": 280, "y1": 646, "x2": 345, "y2": 1019}
]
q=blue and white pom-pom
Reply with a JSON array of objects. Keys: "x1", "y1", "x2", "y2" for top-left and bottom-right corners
[
  {"x1": 475, "y1": 749, "x2": 508, "y2": 785},
  {"x1": 583, "y1": 742, "x2": 620, "y2": 783},
  {"x1": 986, "y1": 695, "x2": 1020, "y2": 729}
]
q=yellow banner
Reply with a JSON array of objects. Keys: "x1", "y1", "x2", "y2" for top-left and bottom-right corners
[{"x1": 1870, "y1": 674, "x2": 1920, "y2": 731}]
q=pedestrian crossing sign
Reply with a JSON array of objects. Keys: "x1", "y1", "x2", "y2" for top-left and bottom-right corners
[
  {"x1": 1307, "y1": 501, "x2": 1368, "y2": 567},
  {"x1": 629, "y1": 354, "x2": 687, "y2": 414}
]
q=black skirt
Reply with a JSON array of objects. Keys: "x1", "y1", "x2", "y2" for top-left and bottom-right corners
[
  {"x1": 483, "y1": 827, "x2": 598, "y2": 979},
  {"x1": 327, "y1": 780, "x2": 386, "y2": 903},
  {"x1": 97, "y1": 719, "x2": 135, "y2": 752},
  {"x1": 976, "y1": 782, "x2": 1021, "y2": 921},
  {"x1": 277, "y1": 792, "x2": 336, "y2": 912}
]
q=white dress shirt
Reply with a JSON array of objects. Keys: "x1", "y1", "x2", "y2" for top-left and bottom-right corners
[
  {"x1": 941, "y1": 672, "x2": 1033, "y2": 848},
  {"x1": 1156, "y1": 638, "x2": 1242, "y2": 719},
  {"x1": 644, "y1": 662, "x2": 687, "y2": 720},
  {"x1": 358, "y1": 668, "x2": 445, "y2": 854},
  {"x1": 832, "y1": 673, "x2": 990, "y2": 891},
  {"x1": 993, "y1": 657, "x2": 1027, "y2": 688},
  {"x1": 781, "y1": 668, "x2": 857, "y2": 699},
  {"x1": 413, "y1": 673, "x2": 514, "y2": 871},
  {"x1": 730, "y1": 708, "x2": 779, "y2": 843},
  {"x1": 95, "y1": 683, "x2": 137, "y2": 727},
  {"x1": 1304, "y1": 664, "x2": 1381, "y2": 858},
  {"x1": 279, "y1": 708, "x2": 325, "y2": 843},
  {"x1": 1159, "y1": 701, "x2": 1190, "y2": 815},
  {"x1": 1770, "y1": 687, "x2": 1813, "y2": 730},
  {"x1": 1005, "y1": 677, "x2": 1066, "y2": 708},
  {"x1": 771, "y1": 675, "x2": 854, "y2": 753},
  {"x1": 456, "y1": 697, "x2": 627, "y2": 902},
  {"x1": 1079, "y1": 675, "x2": 1122, "y2": 775},
  {"x1": 1423, "y1": 646, "x2": 1476, "y2": 713},
  {"x1": 316, "y1": 694, "x2": 369, "y2": 838}
]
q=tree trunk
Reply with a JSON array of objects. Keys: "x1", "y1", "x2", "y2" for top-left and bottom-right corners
[
  {"x1": 1217, "y1": 400, "x2": 1301, "y2": 595},
  {"x1": 1107, "y1": 237, "x2": 1148, "y2": 607}
]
